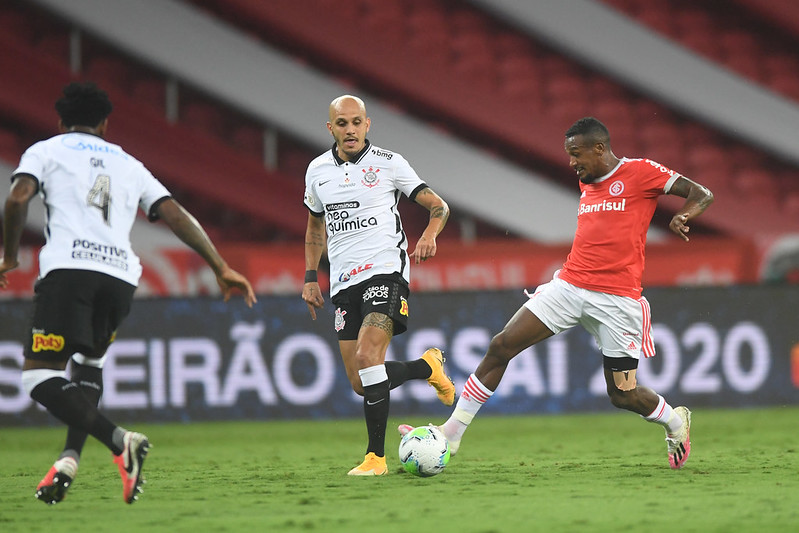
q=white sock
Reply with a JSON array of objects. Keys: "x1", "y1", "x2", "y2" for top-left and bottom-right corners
[
  {"x1": 54, "y1": 456, "x2": 78, "y2": 478},
  {"x1": 442, "y1": 373, "x2": 493, "y2": 440},
  {"x1": 643, "y1": 395, "x2": 682, "y2": 434}
]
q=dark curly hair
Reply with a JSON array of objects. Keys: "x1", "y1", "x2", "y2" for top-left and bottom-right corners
[{"x1": 55, "y1": 82, "x2": 113, "y2": 128}]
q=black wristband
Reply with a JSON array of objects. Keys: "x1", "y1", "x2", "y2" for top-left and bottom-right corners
[{"x1": 304, "y1": 270, "x2": 318, "y2": 283}]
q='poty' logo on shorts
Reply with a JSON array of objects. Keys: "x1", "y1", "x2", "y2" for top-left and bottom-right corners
[
  {"x1": 400, "y1": 296, "x2": 409, "y2": 316},
  {"x1": 32, "y1": 333, "x2": 65, "y2": 352}
]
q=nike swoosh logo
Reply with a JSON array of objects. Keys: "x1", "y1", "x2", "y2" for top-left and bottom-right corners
[
  {"x1": 372, "y1": 301, "x2": 387, "y2": 305},
  {"x1": 366, "y1": 398, "x2": 385, "y2": 406},
  {"x1": 319, "y1": 180, "x2": 331, "y2": 186}
]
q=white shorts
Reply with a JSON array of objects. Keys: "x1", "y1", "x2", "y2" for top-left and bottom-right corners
[{"x1": 523, "y1": 274, "x2": 655, "y2": 360}]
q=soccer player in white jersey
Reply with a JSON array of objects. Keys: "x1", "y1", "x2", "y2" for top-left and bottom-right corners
[
  {"x1": 0, "y1": 82, "x2": 256, "y2": 504},
  {"x1": 401, "y1": 117, "x2": 714, "y2": 470},
  {"x1": 302, "y1": 95, "x2": 454, "y2": 476}
]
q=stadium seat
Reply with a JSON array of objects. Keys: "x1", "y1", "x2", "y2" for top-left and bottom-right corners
[
  {"x1": 770, "y1": 72, "x2": 799, "y2": 101},
  {"x1": 34, "y1": 33, "x2": 70, "y2": 63},
  {"x1": 12, "y1": 0, "x2": 799, "y2": 241},
  {"x1": 602, "y1": 0, "x2": 799, "y2": 109},
  {"x1": 181, "y1": 101, "x2": 227, "y2": 133},
  {"x1": 731, "y1": 0, "x2": 799, "y2": 38},
  {"x1": 0, "y1": 125, "x2": 21, "y2": 162},
  {"x1": 131, "y1": 78, "x2": 167, "y2": 113},
  {"x1": 180, "y1": 0, "x2": 797, "y2": 237},
  {"x1": 782, "y1": 191, "x2": 799, "y2": 219},
  {"x1": 84, "y1": 55, "x2": 136, "y2": 88},
  {"x1": 0, "y1": 7, "x2": 35, "y2": 42},
  {"x1": 718, "y1": 29, "x2": 761, "y2": 58},
  {"x1": 229, "y1": 125, "x2": 263, "y2": 156},
  {"x1": 0, "y1": 20, "x2": 306, "y2": 240}
]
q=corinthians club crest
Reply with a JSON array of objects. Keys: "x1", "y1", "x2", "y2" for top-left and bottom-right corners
[
  {"x1": 334, "y1": 308, "x2": 347, "y2": 332},
  {"x1": 361, "y1": 166, "x2": 380, "y2": 188}
]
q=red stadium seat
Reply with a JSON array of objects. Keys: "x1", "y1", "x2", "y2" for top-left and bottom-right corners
[
  {"x1": 131, "y1": 78, "x2": 167, "y2": 112},
  {"x1": 178, "y1": 0, "x2": 799, "y2": 236},
  {"x1": 181, "y1": 101, "x2": 226, "y2": 132},
  {"x1": 0, "y1": 7, "x2": 35, "y2": 43},
  {"x1": 12, "y1": 0, "x2": 799, "y2": 240},
  {"x1": 782, "y1": 191, "x2": 799, "y2": 219},
  {"x1": 770, "y1": 72, "x2": 799, "y2": 101},
  {"x1": 229, "y1": 125, "x2": 263, "y2": 156},
  {"x1": 493, "y1": 33, "x2": 534, "y2": 59},
  {"x1": 603, "y1": 0, "x2": 799, "y2": 106},
  {"x1": 733, "y1": 168, "x2": 780, "y2": 206},
  {"x1": 0, "y1": 23, "x2": 307, "y2": 240},
  {"x1": 0, "y1": 125, "x2": 21, "y2": 162},
  {"x1": 34, "y1": 34, "x2": 70, "y2": 63}
]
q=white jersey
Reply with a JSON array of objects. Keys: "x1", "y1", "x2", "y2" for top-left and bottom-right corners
[
  {"x1": 304, "y1": 141, "x2": 426, "y2": 297},
  {"x1": 13, "y1": 132, "x2": 170, "y2": 286}
]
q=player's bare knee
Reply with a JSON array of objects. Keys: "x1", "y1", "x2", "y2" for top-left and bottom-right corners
[
  {"x1": 607, "y1": 390, "x2": 627, "y2": 409},
  {"x1": 487, "y1": 332, "x2": 517, "y2": 363},
  {"x1": 344, "y1": 368, "x2": 365, "y2": 395},
  {"x1": 350, "y1": 379, "x2": 365, "y2": 396}
]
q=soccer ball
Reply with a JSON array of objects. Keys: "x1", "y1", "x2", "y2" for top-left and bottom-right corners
[{"x1": 398, "y1": 425, "x2": 450, "y2": 477}]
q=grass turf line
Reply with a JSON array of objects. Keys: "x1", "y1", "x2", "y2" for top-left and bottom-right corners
[{"x1": 0, "y1": 406, "x2": 796, "y2": 533}]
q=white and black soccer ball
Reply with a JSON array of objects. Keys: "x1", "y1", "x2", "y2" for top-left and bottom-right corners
[{"x1": 398, "y1": 425, "x2": 450, "y2": 477}]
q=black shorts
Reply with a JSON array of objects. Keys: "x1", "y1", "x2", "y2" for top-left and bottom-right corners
[
  {"x1": 330, "y1": 273, "x2": 410, "y2": 341},
  {"x1": 23, "y1": 269, "x2": 136, "y2": 362}
]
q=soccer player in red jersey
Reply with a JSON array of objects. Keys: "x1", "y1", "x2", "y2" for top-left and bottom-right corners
[{"x1": 401, "y1": 117, "x2": 713, "y2": 469}]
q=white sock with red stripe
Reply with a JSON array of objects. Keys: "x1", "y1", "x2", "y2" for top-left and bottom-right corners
[
  {"x1": 643, "y1": 394, "x2": 683, "y2": 434},
  {"x1": 441, "y1": 373, "x2": 493, "y2": 441}
]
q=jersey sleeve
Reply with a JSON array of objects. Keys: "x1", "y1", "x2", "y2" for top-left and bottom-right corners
[
  {"x1": 136, "y1": 163, "x2": 171, "y2": 221},
  {"x1": 12, "y1": 142, "x2": 46, "y2": 190},
  {"x1": 641, "y1": 159, "x2": 681, "y2": 197},
  {"x1": 391, "y1": 153, "x2": 425, "y2": 197},
  {"x1": 303, "y1": 164, "x2": 324, "y2": 216}
]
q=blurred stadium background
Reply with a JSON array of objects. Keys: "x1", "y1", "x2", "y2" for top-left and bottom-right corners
[{"x1": 1, "y1": 0, "x2": 797, "y2": 424}]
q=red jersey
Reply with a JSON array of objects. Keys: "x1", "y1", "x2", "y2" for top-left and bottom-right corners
[{"x1": 558, "y1": 158, "x2": 680, "y2": 299}]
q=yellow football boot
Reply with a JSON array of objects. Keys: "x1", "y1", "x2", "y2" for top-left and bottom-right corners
[
  {"x1": 421, "y1": 348, "x2": 456, "y2": 406},
  {"x1": 347, "y1": 452, "x2": 388, "y2": 476}
]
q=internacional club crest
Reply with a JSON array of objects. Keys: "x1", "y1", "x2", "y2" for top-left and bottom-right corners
[
  {"x1": 608, "y1": 180, "x2": 625, "y2": 196},
  {"x1": 361, "y1": 166, "x2": 380, "y2": 188}
]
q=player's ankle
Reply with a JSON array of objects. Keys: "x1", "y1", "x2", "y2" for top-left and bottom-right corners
[{"x1": 441, "y1": 418, "x2": 467, "y2": 440}]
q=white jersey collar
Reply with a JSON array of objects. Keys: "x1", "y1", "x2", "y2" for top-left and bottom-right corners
[
  {"x1": 331, "y1": 139, "x2": 372, "y2": 166},
  {"x1": 594, "y1": 158, "x2": 625, "y2": 183}
]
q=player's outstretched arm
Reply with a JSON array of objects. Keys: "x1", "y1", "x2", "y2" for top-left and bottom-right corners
[
  {"x1": 667, "y1": 176, "x2": 714, "y2": 242},
  {"x1": 156, "y1": 198, "x2": 256, "y2": 307},
  {"x1": 0, "y1": 174, "x2": 38, "y2": 288},
  {"x1": 302, "y1": 213, "x2": 325, "y2": 320},
  {"x1": 410, "y1": 187, "x2": 449, "y2": 264}
]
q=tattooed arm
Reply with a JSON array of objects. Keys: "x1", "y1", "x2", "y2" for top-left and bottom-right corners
[
  {"x1": 667, "y1": 176, "x2": 714, "y2": 242},
  {"x1": 410, "y1": 186, "x2": 450, "y2": 264},
  {"x1": 302, "y1": 213, "x2": 327, "y2": 319}
]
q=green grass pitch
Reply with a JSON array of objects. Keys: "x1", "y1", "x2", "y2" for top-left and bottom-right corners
[{"x1": 1, "y1": 407, "x2": 796, "y2": 533}]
